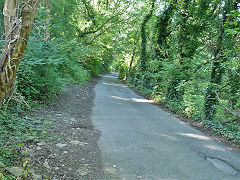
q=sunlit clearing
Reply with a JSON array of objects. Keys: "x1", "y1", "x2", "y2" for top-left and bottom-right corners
[{"x1": 178, "y1": 133, "x2": 211, "y2": 141}]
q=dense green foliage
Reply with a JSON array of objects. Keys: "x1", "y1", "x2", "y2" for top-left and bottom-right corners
[
  {"x1": 119, "y1": 0, "x2": 240, "y2": 141},
  {"x1": 0, "y1": 0, "x2": 239, "y2": 178}
]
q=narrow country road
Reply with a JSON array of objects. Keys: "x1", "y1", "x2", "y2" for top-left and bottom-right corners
[{"x1": 92, "y1": 73, "x2": 240, "y2": 180}]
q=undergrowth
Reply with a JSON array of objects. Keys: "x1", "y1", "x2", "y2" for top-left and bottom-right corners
[
  {"x1": 0, "y1": 37, "x2": 91, "y2": 178},
  {"x1": 0, "y1": 108, "x2": 49, "y2": 179}
]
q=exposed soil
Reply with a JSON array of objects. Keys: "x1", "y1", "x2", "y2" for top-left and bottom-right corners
[{"x1": 26, "y1": 80, "x2": 103, "y2": 179}]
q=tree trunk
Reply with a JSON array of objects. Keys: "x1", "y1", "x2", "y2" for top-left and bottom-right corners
[
  {"x1": 44, "y1": 0, "x2": 50, "y2": 41},
  {"x1": 155, "y1": 1, "x2": 175, "y2": 59},
  {"x1": 3, "y1": 0, "x2": 18, "y2": 38},
  {"x1": 0, "y1": 0, "x2": 39, "y2": 107},
  {"x1": 127, "y1": 45, "x2": 137, "y2": 81},
  {"x1": 82, "y1": 0, "x2": 96, "y2": 25},
  {"x1": 140, "y1": 0, "x2": 156, "y2": 72},
  {"x1": 204, "y1": 0, "x2": 230, "y2": 120},
  {"x1": 166, "y1": 0, "x2": 190, "y2": 101}
]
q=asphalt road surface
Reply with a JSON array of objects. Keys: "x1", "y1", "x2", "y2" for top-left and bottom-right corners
[{"x1": 92, "y1": 73, "x2": 240, "y2": 180}]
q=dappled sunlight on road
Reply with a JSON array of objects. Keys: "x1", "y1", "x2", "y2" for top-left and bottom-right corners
[
  {"x1": 102, "y1": 82, "x2": 125, "y2": 87},
  {"x1": 102, "y1": 75, "x2": 119, "y2": 79},
  {"x1": 157, "y1": 133, "x2": 179, "y2": 141},
  {"x1": 100, "y1": 73, "x2": 119, "y2": 79},
  {"x1": 140, "y1": 130, "x2": 227, "y2": 152},
  {"x1": 178, "y1": 133, "x2": 211, "y2": 141},
  {"x1": 109, "y1": 102, "x2": 123, "y2": 105},
  {"x1": 139, "y1": 130, "x2": 180, "y2": 141},
  {"x1": 111, "y1": 96, "x2": 130, "y2": 101},
  {"x1": 111, "y1": 95, "x2": 154, "y2": 104},
  {"x1": 204, "y1": 144, "x2": 225, "y2": 152},
  {"x1": 131, "y1": 98, "x2": 154, "y2": 103}
]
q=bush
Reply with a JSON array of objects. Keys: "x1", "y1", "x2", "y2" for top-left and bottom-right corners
[
  {"x1": 17, "y1": 63, "x2": 62, "y2": 102},
  {"x1": 119, "y1": 63, "x2": 129, "y2": 80},
  {"x1": 17, "y1": 37, "x2": 91, "y2": 102},
  {"x1": 17, "y1": 40, "x2": 63, "y2": 101},
  {"x1": 58, "y1": 60, "x2": 90, "y2": 83},
  {"x1": 86, "y1": 59, "x2": 103, "y2": 77}
]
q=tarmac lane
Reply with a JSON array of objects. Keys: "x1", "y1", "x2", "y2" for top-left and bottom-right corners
[{"x1": 92, "y1": 73, "x2": 240, "y2": 180}]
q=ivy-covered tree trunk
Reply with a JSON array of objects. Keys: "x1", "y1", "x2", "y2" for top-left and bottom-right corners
[
  {"x1": 82, "y1": 0, "x2": 96, "y2": 25},
  {"x1": 154, "y1": 1, "x2": 176, "y2": 93},
  {"x1": 227, "y1": 1, "x2": 240, "y2": 110},
  {"x1": 166, "y1": 0, "x2": 191, "y2": 101},
  {"x1": 204, "y1": 0, "x2": 230, "y2": 120},
  {"x1": 140, "y1": 0, "x2": 156, "y2": 72},
  {"x1": 127, "y1": 45, "x2": 136, "y2": 80},
  {"x1": 0, "y1": 0, "x2": 39, "y2": 107},
  {"x1": 155, "y1": 1, "x2": 175, "y2": 59},
  {"x1": 166, "y1": 0, "x2": 210, "y2": 101},
  {"x1": 228, "y1": 70, "x2": 240, "y2": 109},
  {"x1": 44, "y1": 0, "x2": 50, "y2": 41}
]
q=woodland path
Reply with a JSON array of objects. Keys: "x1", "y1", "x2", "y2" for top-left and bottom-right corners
[{"x1": 93, "y1": 73, "x2": 240, "y2": 180}]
